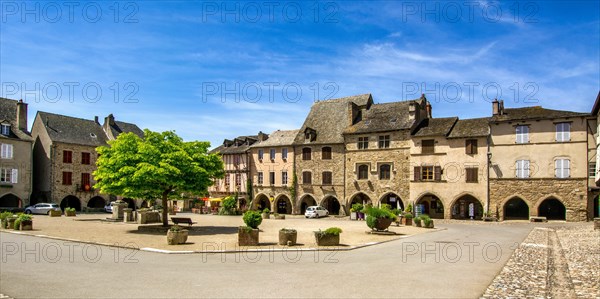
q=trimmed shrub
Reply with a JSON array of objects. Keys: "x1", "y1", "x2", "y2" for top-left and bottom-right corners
[{"x1": 243, "y1": 210, "x2": 262, "y2": 229}]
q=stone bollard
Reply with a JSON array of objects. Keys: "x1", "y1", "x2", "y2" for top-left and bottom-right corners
[
  {"x1": 112, "y1": 200, "x2": 128, "y2": 220},
  {"x1": 594, "y1": 218, "x2": 600, "y2": 230},
  {"x1": 123, "y1": 208, "x2": 133, "y2": 223}
]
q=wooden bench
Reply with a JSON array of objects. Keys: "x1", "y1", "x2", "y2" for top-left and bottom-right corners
[
  {"x1": 171, "y1": 217, "x2": 197, "y2": 226},
  {"x1": 530, "y1": 216, "x2": 547, "y2": 223}
]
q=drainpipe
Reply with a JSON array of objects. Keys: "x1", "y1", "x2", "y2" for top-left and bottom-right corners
[{"x1": 486, "y1": 125, "x2": 492, "y2": 216}]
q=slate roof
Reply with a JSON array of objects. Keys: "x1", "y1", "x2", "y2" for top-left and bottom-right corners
[
  {"x1": 448, "y1": 117, "x2": 491, "y2": 138},
  {"x1": 492, "y1": 106, "x2": 589, "y2": 122},
  {"x1": 251, "y1": 129, "x2": 299, "y2": 148},
  {"x1": 591, "y1": 91, "x2": 600, "y2": 116},
  {"x1": 210, "y1": 135, "x2": 259, "y2": 155},
  {"x1": 0, "y1": 98, "x2": 32, "y2": 141},
  {"x1": 293, "y1": 94, "x2": 373, "y2": 145},
  {"x1": 107, "y1": 120, "x2": 144, "y2": 139},
  {"x1": 37, "y1": 112, "x2": 109, "y2": 147},
  {"x1": 344, "y1": 101, "x2": 416, "y2": 134},
  {"x1": 412, "y1": 117, "x2": 458, "y2": 137}
]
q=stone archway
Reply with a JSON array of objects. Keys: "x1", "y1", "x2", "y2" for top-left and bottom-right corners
[
  {"x1": 350, "y1": 192, "x2": 371, "y2": 206},
  {"x1": 122, "y1": 198, "x2": 136, "y2": 210},
  {"x1": 538, "y1": 198, "x2": 566, "y2": 220},
  {"x1": 254, "y1": 194, "x2": 271, "y2": 211},
  {"x1": 379, "y1": 192, "x2": 404, "y2": 210},
  {"x1": 298, "y1": 195, "x2": 317, "y2": 214},
  {"x1": 60, "y1": 195, "x2": 82, "y2": 211},
  {"x1": 451, "y1": 194, "x2": 484, "y2": 220},
  {"x1": 275, "y1": 195, "x2": 292, "y2": 214},
  {"x1": 321, "y1": 196, "x2": 341, "y2": 215},
  {"x1": 504, "y1": 197, "x2": 529, "y2": 220},
  {"x1": 0, "y1": 194, "x2": 21, "y2": 208},
  {"x1": 595, "y1": 195, "x2": 599, "y2": 218},
  {"x1": 87, "y1": 196, "x2": 106, "y2": 208},
  {"x1": 416, "y1": 194, "x2": 444, "y2": 219}
]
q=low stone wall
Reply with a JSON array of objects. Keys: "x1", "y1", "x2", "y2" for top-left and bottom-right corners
[{"x1": 137, "y1": 211, "x2": 161, "y2": 224}]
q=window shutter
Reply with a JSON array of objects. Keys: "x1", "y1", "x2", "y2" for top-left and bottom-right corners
[
  {"x1": 11, "y1": 169, "x2": 17, "y2": 183},
  {"x1": 465, "y1": 140, "x2": 471, "y2": 154},
  {"x1": 472, "y1": 140, "x2": 478, "y2": 154},
  {"x1": 555, "y1": 159, "x2": 560, "y2": 178},
  {"x1": 516, "y1": 161, "x2": 521, "y2": 178},
  {"x1": 565, "y1": 159, "x2": 570, "y2": 177},
  {"x1": 434, "y1": 166, "x2": 442, "y2": 181},
  {"x1": 524, "y1": 160, "x2": 530, "y2": 178},
  {"x1": 414, "y1": 166, "x2": 421, "y2": 181}
]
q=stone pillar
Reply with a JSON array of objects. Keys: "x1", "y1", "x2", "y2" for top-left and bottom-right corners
[
  {"x1": 112, "y1": 200, "x2": 128, "y2": 220},
  {"x1": 123, "y1": 208, "x2": 133, "y2": 222},
  {"x1": 594, "y1": 218, "x2": 600, "y2": 230}
]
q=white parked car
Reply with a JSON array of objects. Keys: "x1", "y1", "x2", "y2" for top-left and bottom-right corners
[
  {"x1": 104, "y1": 201, "x2": 119, "y2": 213},
  {"x1": 304, "y1": 206, "x2": 329, "y2": 218},
  {"x1": 24, "y1": 203, "x2": 61, "y2": 215}
]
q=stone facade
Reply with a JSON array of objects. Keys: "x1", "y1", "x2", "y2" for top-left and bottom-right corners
[{"x1": 490, "y1": 178, "x2": 588, "y2": 221}]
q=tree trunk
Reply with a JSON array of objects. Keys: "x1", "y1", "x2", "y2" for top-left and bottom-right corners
[{"x1": 162, "y1": 190, "x2": 169, "y2": 226}]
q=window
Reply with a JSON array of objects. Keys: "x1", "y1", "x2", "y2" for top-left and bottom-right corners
[
  {"x1": 0, "y1": 144, "x2": 13, "y2": 159},
  {"x1": 0, "y1": 168, "x2": 16, "y2": 183},
  {"x1": 63, "y1": 150, "x2": 73, "y2": 163},
  {"x1": 302, "y1": 171, "x2": 312, "y2": 184},
  {"x1": 422, "y1": 139, "x2": 435, "y2": 154},
  {"x1": 414, "y1": 166, "x2": 441, "y2": 181},
  {"x1": 269, "y1": 172, "x2": 275, "y2": 185},
  {"x1": 282, "y1": 148, "x2": 288, "y2": 160},
  {"x1": 225, "y1": 175, "x2": 230, "y2": 186},
  {"x1": 235, "y1": 174, "x2": 241, "y2": 186},
  {"x1": 62, "y1": 171, "x2": 73, "y2": 185},
  {"x1": 269, "y1": 149, "x2": 276, "y2": 160},
  {"x1": 258, "y1": 149, "x2": 264, "y2": 160},
  {"x1": 465, "y1": 139, "x2": 478, "y2": 155},
  {"x1": 81, "y1": 152, "x2": 91, "y2": 165},
  {"x1": 357, "y1": 137, "x2": 369, "y2": 149},
  {"x1": 302, "y1": 147, "x2": 311, "y2": 160},
  {"x1": 81, "y1": 173, "x2": 91, "y2": 189},
  {"x1": 322, "y1": 147, "x2": 332, "y2": 160},
  {"x1": 516, "y1": 126, "x2": 529, "y2": 143},
  {"x1": 357, "y1": 165, "x2": 369, "y2": 180},
  {"x1": 282, "y1": 171, "x2": 288, "y2": 185},
  {"x1": 422, "y1": 166, "x2": 434, "y2": 180},
  {"x1": 378, "y1": 135, "x2": 390, "y2": 149},
  {"x1": 322, "y1": 171, "x2": 332, "y2": 185},
  {"x1": 555, "y1": 159, "x2": 570, "y2": 178},
  {"x1": 379, "y1": 164, "x2": 391, "y2": 180},
  {"x1": 257, "y1": 172, "x2": 263, "y2": 185},
  {"x1": 516, "y1": 160, "x2": 530, "y2": 178},
  {"x1": 1, "y1": 124, "x2": 10, "y2": 136},
  {"x1": 556, "y1": 123, "x2": 570, "y2": 142},
  {"x1": 466, "y1": 167, "x2": 478, "y2": 183},
  {"x1": 234, "y1": 155, "x2": 240, "y2": 165},
  {"x1": 589, "y1": 162, "x2": 596, "y2": 178}
]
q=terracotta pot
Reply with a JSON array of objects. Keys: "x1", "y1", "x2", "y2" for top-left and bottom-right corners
[
  {"x1": 278, "y1": 230, "x2": 297, "y2": 246},
  {"x1": 314, "y1": 232, "x2": 340, "y2": 246},
  {"x1": 238, "y1": 227, "x2": 259, "y2": 246},
  {"x1": 167, "y1": 230, "x2": 188, "y2": 245}
]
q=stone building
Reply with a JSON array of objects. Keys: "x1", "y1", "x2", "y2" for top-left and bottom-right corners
[
  {"x1": 31, "y1": 112, "x2": 143, "y2": 210},
  {"x1": 410, "y1": 117, "x2": 490, "y2": 219},
  {"x1": 249, "y1": 129, "x2": 298, "y2": 214},
  {"x1": 344, "y1": 96, "x2": 429, "y2": 214},
  {"x1": 208, "y1": 134, "x2": 261, "y2": 209},
  {"x1": 0, "y1": 98, "x2": 33, "y2": 209},
  {"x1": 488, "y1": 100, "x2": 590, "y2": 221},
  {"x1": 588, "y1": 91, "x2": 600, "y2": 219}
]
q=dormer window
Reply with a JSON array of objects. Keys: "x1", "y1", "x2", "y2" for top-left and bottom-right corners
[
  {"x1": 304, "y1": 128, "x2": 317, "y2": 142},
  {"x1": 1, "y1": 123, "x2": 10, "y2": 136}
]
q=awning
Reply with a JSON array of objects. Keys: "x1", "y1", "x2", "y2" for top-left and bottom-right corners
[{"x1": 209, "y1": 198, "x2": 222, "y2": 202}]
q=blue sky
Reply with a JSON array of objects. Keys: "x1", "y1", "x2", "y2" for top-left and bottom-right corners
[{"x1": 1, "y1": 1, "x2": 598, "y2": 148}]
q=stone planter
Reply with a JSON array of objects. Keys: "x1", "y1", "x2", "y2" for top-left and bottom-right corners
[
  {"x1": 49, "y1": 210, "x2": 62, "y2": 217},
  {"x1": 138, "y1": 211, "x2": 161, "y2": 224},
  {"x1": 373, "y1": 218, "x2": 393, "y2": 231},
  {"x1": 65, "y1": 210, "x2": 76, "y2": 217},
  {"x1": 0, "y1": 219, "x2": 6, "y2": 229},
  {"x1": 350, "y1": 212, "x2": 357, "y2": 220},
  {"x1": 424, "y1": 220, "x2": 435, "y2": 229},
  {"x1": 238, "y1": 227, "x2": 259, "y2": 246},
  {"x1": 594, "y1": 218, "x2": 599, "y2": 230},
  {"x1": 314, "y1": 232, "x2": 340, "y2": 246},
  {"x1": 262, "y1": 213, "x2": 270, "y2": 219},
  {"x1": 414, "y1": 220, "x2": 422, "y2": 227},
  {"x1": 167, "y1": 230, "x2": 188, "y2": 245},
  {"x1": 278, "y1": 230, "x2": 297, "y2": 246},
  {"x1": 275, "y1": 214, "x2": 285, "y2": 220},
  {"x1": 7, "y1": 217, "x2": 17, "y2": 229},
  {"x1": 483, "y1": 216, "x2": 495, "y2": 222},
  {"x1": 402, "y1": 217, "x2": 412, "y2": 226},
  {"x1": 20, "y1": 220, "x2": 33, "y2": 231}
]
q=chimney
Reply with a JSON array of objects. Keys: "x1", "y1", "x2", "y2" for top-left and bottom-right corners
[
  {"x1": 104, "y1": 114, "x2": 115, "y2": 126},
  {"x1": 257, "y1": 131, "x2": 268, "y2": 142},
  {"x1": 492, "y1": 99, "x2": 499, "y2": 115},
  {"x1": 499, "y1": 100, "x2": 504, "y2": 115},
  {"x1": 94, "y1": 116, "x2": 99, "y2": 124},
  {"x1": 16, "y1": 99, "x2": 28, "y2": 132},
  {"x1": 425, "y1": 102, "x2": 432, "y2": 118}
]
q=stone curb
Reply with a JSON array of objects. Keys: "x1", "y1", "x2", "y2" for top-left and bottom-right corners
[{"x1": 0, "y1": 227, "x2": 445, "y2": 255}]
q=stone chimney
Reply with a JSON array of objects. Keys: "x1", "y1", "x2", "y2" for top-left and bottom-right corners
[
  {"x1": 104, "y1": 114, "x2": 116, "y2": 126},
  {"x1": 492, "y1": 99, "x2": 504, "y2": 115},
  {"x1": 426, "y1": 102, "x2": 432, "y2": 118},
  {"x1": 348, "y1": 102, "x2": 361, "y2": 125},
  {"x1": 94, "y1": 116, "x2": 99, "y2": 124},
  {"x1": 16, "y1": 99, "x2": 28, "y2": 132},
  {"x1": 257, "y1": 131, "x2": 268, "y2": 142}
]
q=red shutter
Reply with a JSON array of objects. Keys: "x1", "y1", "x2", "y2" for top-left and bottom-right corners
[
  {"x1": 434, "y1": 166, "x2": 442, "y2": 181},
  {"x1": 414, "y1": 167, "x2": 421, "y2": 181}
]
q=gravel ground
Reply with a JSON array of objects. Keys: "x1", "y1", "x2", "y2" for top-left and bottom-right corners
[{"x1": 482, "y1": 223, "x2": 599, "y2": 299}]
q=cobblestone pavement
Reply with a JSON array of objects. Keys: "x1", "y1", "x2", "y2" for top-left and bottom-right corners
[{"x1": 483, "y1": 224, "x2": 599, "y2": 298}]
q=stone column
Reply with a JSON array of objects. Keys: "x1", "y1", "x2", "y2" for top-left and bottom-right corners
[
  {"x1": 123, "y1": 208, "x2": 133, "y2": 222},
  {"x1": 594, "y1": 218, "x2": 600, "y2": 230},
  {"x1": 112, "y1": 200, "x2": 128, "y2": 220}
]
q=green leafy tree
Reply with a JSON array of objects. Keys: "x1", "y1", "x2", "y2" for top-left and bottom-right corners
[{"x1": 93, "y1": 130, "x2": 224, "y2": 226}]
